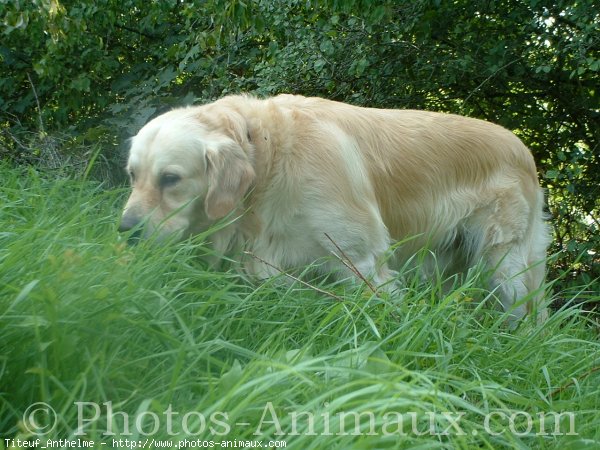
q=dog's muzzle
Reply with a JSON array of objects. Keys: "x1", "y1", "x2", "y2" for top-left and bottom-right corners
[{"x1": 118, "y1": 212, "x2": 143, "y2": 243}]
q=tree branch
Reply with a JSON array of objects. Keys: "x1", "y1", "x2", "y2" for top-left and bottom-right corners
[
  {"x1": 26, "y1": 73, "x2": 44, "y2": 134},
  {"x1": 324, "y1": 233, "x2": 378, "y2": 294},
  {"x1": 550, "y1": 366, "x2": 600, "y2": 398},
  {"x1": 243, "y1": 251, "x2": 343, "y2": 302}
]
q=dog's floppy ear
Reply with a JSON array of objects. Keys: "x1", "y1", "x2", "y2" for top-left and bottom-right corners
[{"x1": 204, "y1": 143, "x2": 255, "y2": 220}]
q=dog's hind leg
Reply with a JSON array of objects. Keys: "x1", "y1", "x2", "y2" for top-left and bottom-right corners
[{"x1": 469, "y1": 186, "x2": 550, "y2": 324}]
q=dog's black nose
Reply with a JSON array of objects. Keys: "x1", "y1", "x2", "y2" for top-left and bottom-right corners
[
  {"x1": 118, "y1": 214, "x2": 140, "y2": 233},
  {"x1": 119, "y1": 214, "x2": 143, "y2": 244}
]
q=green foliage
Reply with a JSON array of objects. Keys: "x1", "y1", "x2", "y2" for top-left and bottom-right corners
[
  {"x1": 1, "y1": 0, "x2": 598, "y2": 285},
  {"x1": 1, "y1": 164, "x2": 599, "y2": 448}
]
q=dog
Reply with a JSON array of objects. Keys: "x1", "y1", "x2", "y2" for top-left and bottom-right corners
[{"x1": 119, "y1": 94, "x2": 550, "y2": 322}]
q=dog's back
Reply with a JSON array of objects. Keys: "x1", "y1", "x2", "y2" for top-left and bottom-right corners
[{"x1": 266, "y1": 94, "x2": 550, "y2": 321}]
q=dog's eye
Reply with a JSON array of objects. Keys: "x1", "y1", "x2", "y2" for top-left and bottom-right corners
[
  {"x1": 129, "y1": 171, "x2": 135, "y2": 183},
  {"x1": 160, "y1": 173, "x2": 181, "y2": 188}
]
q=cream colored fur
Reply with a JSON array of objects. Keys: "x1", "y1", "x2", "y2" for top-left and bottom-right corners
[{"x1": 121, "y1": 94, "x2": 550, "y2": 322}]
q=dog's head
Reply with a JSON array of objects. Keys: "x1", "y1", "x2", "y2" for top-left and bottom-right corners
[{"x1": 119, "y1": 106, "x2": 256, "y2": 241}]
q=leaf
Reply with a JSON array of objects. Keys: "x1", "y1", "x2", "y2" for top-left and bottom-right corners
[
  {"x1": 319, "y1": 40, "x2": 334, "y2": 56},
  {"x1": 355, "y1": 58, "x2": 369, "y2": 77},
  {"x1": 3, "y1": 11, "x2": 29, "y2": 33},
  {"x1": 7, "y1": 280, "x2": 40, "y2": 314},
  {"x1": 157, "y1": 67, "x2": 177, "y2": 87},
  {"x1": 313, "y1": 59, "x2": 326, "y2": 72},
  {"x1": 219, "y1": 360, "x2": 243, "y2": 391},
  {"x1": 323, "y1": 341, "x2": 392, "y2": 380},
  {"x1": 70, "y1": 75, "x2": 91, "y2": 92}
]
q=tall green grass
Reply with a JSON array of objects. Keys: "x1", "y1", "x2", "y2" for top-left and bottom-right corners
[{"x1": 1, "y1": 164, "x2": 599, "y2": 449}]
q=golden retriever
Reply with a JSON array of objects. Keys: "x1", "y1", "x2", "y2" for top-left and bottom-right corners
[{"x1": 120, "y1": 94, "x2": 550, "y2": 322}]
